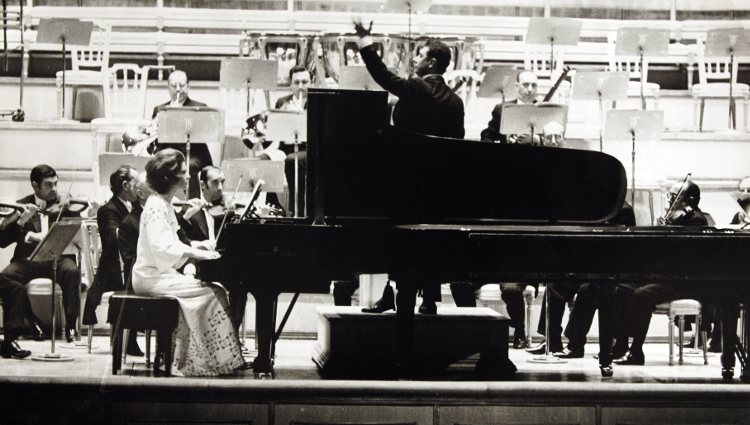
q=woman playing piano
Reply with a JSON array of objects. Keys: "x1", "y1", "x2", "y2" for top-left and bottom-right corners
[{"x1": 132, "y1": 148, "x2": 245, "y2": 376}]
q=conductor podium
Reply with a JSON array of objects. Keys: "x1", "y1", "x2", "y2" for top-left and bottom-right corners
[{"x1": 312, "y1": 306, "x2": 513, "y2": 379}]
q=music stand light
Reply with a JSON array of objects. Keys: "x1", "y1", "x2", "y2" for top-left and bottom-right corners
[
  {"x1": 219, "y1": 58, "x2": 278, "y2": 116},
  {"x1": 157, "y1": 106, "x2": 225, "y2": 197},
  {"x1": 339, "y1": 66, "x2": 387, "y2": 91},
  {"x1": 29, "y1": 220, "x2": 82, "y2": 362},
  {"x1": 525, "y1": 17, "x2": 582, "y2": 73},
  {"x1": 266, "y1": 110, "x2": 306, "y2": 217},
  {"x1": 615, "y1": 28, "x2": 670, "y2": 110},
  {"x1": 704, "y1": 28, "x2": 750, "y2": 130},
  {"x1": 36, "y1": 19, "x2": 94, "y2": 121},
  {"x1": 477, "y1": 67, "x2": 519, "y2": 104},
  {"x1": 571, "y1": 71, "x2": 629, "y2": 152},
  {"x1": 605, "y1": 109, "x2": 664, "y2": 207},
  {"x1": 499, "y1": 103, "x2": 568, "y2": 146}
]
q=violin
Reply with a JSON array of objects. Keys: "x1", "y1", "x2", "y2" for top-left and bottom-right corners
[
  {"x1": 40, "y1": 198, "x2": 90, "y2": 217},
  {"x1": 0, "y1": 201, "x2": 29, "y2": 218},
  {"x1": 659, "y1": 173, "x2": 694, "y2": 225}
]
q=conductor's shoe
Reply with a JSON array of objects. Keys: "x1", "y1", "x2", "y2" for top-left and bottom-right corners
[
  {"x1": 126, "y1": 337, "x2": 144, "y2": 357},
  {"x1": 0, "y1": 340, "x2": 31, "y2": 359},
  {"x1": 418, "y1": 300, "x2": 437, "y2": 315},
  {"x1": 613, "y1": 351, "x2": 645, "y2": 366},
  {"x1": 362, "y1": 284, "x2": 395, "y2": 313},
  {"x1": 553, "y1": 346, "x2": 584, "y2": 359},
  {"x1": 361, "y1": 297, "x2": 394, "y2": 313}
]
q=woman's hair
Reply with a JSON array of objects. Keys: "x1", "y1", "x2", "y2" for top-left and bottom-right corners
[{"x1": 145, "y1": 148, "x2": 185, "y2": 194}]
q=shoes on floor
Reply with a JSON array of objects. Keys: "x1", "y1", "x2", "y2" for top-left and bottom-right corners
[
  {"x1": 0, "y1": 340, "x2": 31, "y2": 359},
  {"x1": 28, "y1": 322, "x2": 45, "y2": 341},
  {"x1": 362, "y1": 285, "x2": 395, "y2": 313},
  {"x1": 65, "y1": 328, "x2": 79, "y2": 344},
  {"x1": 526, "y1": 341, "x2": 562, "y2": 355},
  {"x1": 707, "y1": 338, "x2": 722, "y2": 353},
  {"x1": 126, "y1": 337, "x2": 144, "y2": 357},
  {"x1": 613, "y1": 351, "x2": 645, "y2": 366},
  {"x1": 418, "y1": 301, "x2": 437, "y2": 315},
  {"x1": 553, "y1": 346, "x2": 584, "y2": 359},
  {"x1": 512, "y1": 336, "x2": 528, "y2": 349}
]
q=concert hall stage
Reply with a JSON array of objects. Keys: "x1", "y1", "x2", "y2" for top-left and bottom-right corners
[{"x1": 1, "y1": 337, "x2": 748, "y2": 425}]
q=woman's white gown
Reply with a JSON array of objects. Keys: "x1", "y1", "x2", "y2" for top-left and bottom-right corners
[{"x1": 132, "y1": 195, "x2": 244, "y2": 376}]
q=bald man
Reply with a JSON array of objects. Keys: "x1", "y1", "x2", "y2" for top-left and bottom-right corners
[
  {"x1": 152, "y1": 70, "x2": 211, "y2": 198},
  {"x1": 480, "y1": 70, "x2": 540, "y2": 143}
]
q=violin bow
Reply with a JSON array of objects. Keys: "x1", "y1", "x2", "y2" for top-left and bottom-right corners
[
  {"x1": 53, "y1": 182, "x2": 75, "y2": 224},
  {"x1": 662, "y1": 172, "x2": 691, "y2": 223}
]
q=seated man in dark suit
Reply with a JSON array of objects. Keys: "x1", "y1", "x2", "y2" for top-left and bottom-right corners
[
  {"x1": 0, "y1": 164, "x2": 86, "y2": 343},
  {"x1": 82, "y1": 165, "x2": 142, "y2": 355},
  {"x1": 481, "y1": 70, "x2": 540, "y2": 144}
]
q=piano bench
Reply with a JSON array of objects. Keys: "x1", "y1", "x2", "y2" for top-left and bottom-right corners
[{"x1": 107, "y1": 293, "x2": 180, "y2": 376}]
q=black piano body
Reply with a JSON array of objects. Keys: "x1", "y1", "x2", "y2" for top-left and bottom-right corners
[{"x1": 202, "y1": 88, "x2": 750, "y2": 380}]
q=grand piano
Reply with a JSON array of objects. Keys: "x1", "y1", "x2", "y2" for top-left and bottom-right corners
[{"x1": 203, "y1": 89, "x2": 750, "y2": 380}]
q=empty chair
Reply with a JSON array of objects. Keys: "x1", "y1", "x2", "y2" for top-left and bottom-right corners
[
  {"x1": 654, "y1": 299, "x2": 708, "y2": 366},
  {"x1": 691, "y1": 39, "x2": 750, "y2": 131},
  {"x1": 55, "y1": 23, "x2": 111, "y2": 121},
  {"x1": 607, "y1": 36, "x2": 661, "y2": 109}
]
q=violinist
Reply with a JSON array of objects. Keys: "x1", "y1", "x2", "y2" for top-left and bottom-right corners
[
  {"x1": 615, "y1": 179, "x2": 712, "y2": 366},
  {"x1": 731, "y1": 176, "x2": 750, "y2": 225},
  {"x1": 0, "y1": 164, "x2": 88, "y2": 343},
  {"x1": 181, "y1": 166, "x2": 231, "y2": 244}
]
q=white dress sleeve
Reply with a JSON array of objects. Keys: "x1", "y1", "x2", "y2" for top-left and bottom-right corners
[{"x1": 142, "y1": 200, "x2": 191, "y2": 273}]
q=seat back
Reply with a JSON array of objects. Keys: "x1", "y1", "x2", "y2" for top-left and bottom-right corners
[
  {"x1": 607, "y1": 36, "x2": 649, "y2": 83},
  {"x1": 444, "y1": 69, "x2": 481, "y2": 106},
  {"x1": 523, "y1": 47, "x2": 565, "y2": 82},
  {"x1": 79, "y1": 220, "x2": 101, "y2": 289},
  {"x1": 71, "y1": 23, "x2": 111, "y2": 72},
  {"x1": 696, "y1": 39, "x2": 738, "y2": 85},
  {"x1": 102, "y1": 63, "x2": 149, "y2": 120}
]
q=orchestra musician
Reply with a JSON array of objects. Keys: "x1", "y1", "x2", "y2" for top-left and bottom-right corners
[
  {"x1": 353, "y1": 18, "x2": 464, "y2": 315},
  {"x1": 132, "y1": 149, "x2": 246, "y2": 376},
  {"x1": 117, "y1": 172, "x2": 152, "y2": 287},
  {"x1": 731, "y1": 176, "x2": 750, "y2": 225},
  {"x1": 0, "y1": 164, "x2": 90, "y2": 343},
  {"x1": 82, "y1": 165, "x2": 143, "y2": 356},
  {"x1": 614, "y1": 180, "x2": 714, "y2": 366},
  {"x1": 480, "y1": 70, "x2": 565, "y2": 146}
]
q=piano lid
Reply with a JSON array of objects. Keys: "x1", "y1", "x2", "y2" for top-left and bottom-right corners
[{"x1": 307, "y1": 88, "x2": 626, "y2": 225}]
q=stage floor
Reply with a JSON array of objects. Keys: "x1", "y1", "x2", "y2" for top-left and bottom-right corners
[{"x1": 0, "y1": 335, "x2": 737, "y2": 384}]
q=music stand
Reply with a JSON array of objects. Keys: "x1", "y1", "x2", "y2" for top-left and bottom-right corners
[
  {"x1": 219, "y1": 58, "x2": 278, "y2": 115},
  {"x1": 339, "y1": 66, "x2": 386, "y2": 91},
  {"x1": 572, "y1": 71, "x2": 629, "y2": 152},
  {"x1": 36, "y1": 19, "x2": 93, "y2": 121},
  {"x1": 615, "y1": 28, "x2": 670, "y2": 110},
  {"x1": 605, "y1": 109, "x2": 664, "y2": 207},
  {"x1": 477, "y1": 67, "x2": 519, "y2": 104},
  {"x1": 499, "y1": 104, "x2": 567, "y2": 146},
  {"x1": 29, "y1": 220, "x2": 82, "y2": 362},
  {"x1": 266, "y1": 110, "x2": 306, "y2": 217},
  {"x1": 526, "y1": 17, "x2": 582, "y2": 73},
  {"x1": 222, "y1": 158, "x2": 286, "y2": 194},
  {"x1": 158, "y1": 106, "x2": 225, "y2": 195},
  {"x1": 704, "y1": 28, "x2": 750, "y2": 130}
]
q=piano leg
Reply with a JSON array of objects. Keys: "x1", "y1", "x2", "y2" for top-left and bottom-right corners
[
  {"x1": 253, "y1": 291, "x2": 278, "y2": 377},
  {"x1": 395, "y1": 281, "x2": 417, "y2": 377},
  {"x1": 597, "y1": 281, "x2": 616, "y2": 377}
]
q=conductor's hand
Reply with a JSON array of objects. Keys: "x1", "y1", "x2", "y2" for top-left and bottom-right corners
[{"x1": 353, "y1": 18, "x2": 373, "y2": 38}]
